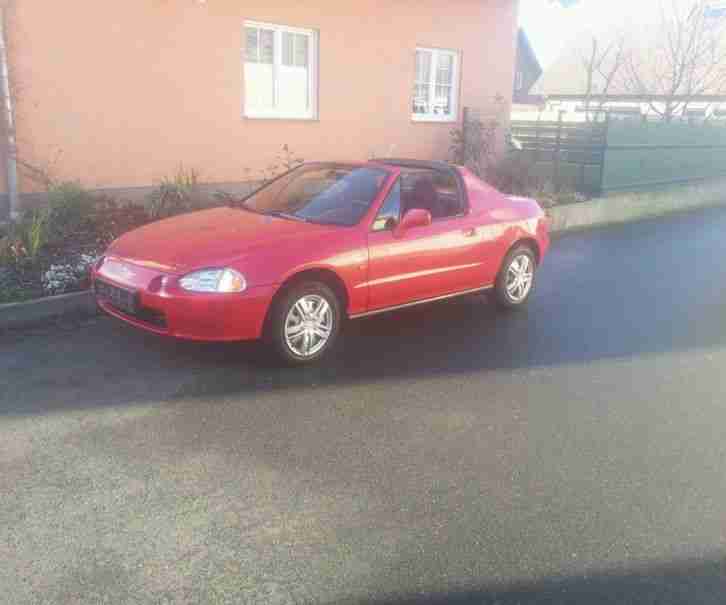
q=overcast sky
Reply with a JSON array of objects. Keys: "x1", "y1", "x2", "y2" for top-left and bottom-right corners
[{"x1": 518, "y1": 0, "x2": 667, "y2": 68}]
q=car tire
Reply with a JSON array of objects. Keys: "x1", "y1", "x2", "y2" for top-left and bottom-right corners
[
  {"x1": 266, "y1": 281, "x2": 342, "y2": 365},
  {"x1": 494, "y1": 245, "x2": 537, "y2": 310}
]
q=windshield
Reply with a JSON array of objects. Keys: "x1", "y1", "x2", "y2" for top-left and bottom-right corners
[{"x1": 242, "y1": 164, "x2": 389, "y2": 226}]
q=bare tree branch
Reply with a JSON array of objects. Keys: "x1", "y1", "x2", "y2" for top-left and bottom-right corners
[
  {"x1": 622, "y1": 0, "x2": 726, "y2": 121},
  {"x1": 579, "y1": 33, "x2": 627, "y2": 120}
]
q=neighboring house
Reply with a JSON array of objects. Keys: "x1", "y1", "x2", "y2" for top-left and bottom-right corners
[
  {"x1": 0, "y1": 0, "x2": 521, "y2": 217},
  {"x1": 512, "y1": 29, "x2": 543, "y2": 104},
  {"x1": 528, "y1": 5, "x2": 726, "y2": 121}
]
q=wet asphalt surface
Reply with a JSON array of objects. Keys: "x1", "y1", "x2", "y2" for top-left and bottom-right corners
[{"x1": 2, "y1": 206, "x2": 726, "y2": 604}]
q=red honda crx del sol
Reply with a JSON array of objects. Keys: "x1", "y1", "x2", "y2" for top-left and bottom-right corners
[{"x1": 92, "y1": 159, "x2": 549, "y2": 364}]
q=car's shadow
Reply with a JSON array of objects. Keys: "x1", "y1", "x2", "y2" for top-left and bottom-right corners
[
  {"x1": 358, "y1": 554, "x2": 726, "y2": 605},
  {"x1": 161, "y1": 202, "x2": 726, "y2": 397}
]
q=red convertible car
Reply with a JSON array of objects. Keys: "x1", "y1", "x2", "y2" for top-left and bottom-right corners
[{"x1": 93, "y1": 159, "x2": 549, "y2": 364}]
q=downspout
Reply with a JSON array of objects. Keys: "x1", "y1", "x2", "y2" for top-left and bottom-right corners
[{"x1": 0, "y1": 4, "x2": 18, "y2": 220}]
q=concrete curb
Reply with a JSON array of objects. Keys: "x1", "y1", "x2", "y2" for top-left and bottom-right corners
[
  {"x1": 548, "y1": 179, "x2": 726, "y2": 234},
  {"x1": 0, "y1": 290, "x2": 98, "y2": 331}
]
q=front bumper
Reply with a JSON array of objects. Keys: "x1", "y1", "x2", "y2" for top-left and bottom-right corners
[{"x1": 93, "y1": 260, "x2": 276, "y2": 342}]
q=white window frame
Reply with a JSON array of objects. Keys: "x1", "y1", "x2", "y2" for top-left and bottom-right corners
[
  {"x1": 412, "y1": 46, "x2": 461, "y2": 123},
  {"x1": 515, "y1": 70, "x2": 524, "y2": 91},
  {"x1": 243, "y1": 20, "x2": 318, "y2": 120}
]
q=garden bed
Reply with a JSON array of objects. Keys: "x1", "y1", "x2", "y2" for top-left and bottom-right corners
[
  {"x1": 0, "y1": 151, "x2": 302, "y2": 304},
  {"x1": 1, "y1": 186, "x2": 166, "y2": 304},
  {"x1": 6, "y1": 152, "x2": 311, "y2": 305},
  {"x1": 1, "y1": 244, "x2": 99, "y2": 304}
]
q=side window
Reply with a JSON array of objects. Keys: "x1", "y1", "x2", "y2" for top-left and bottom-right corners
[
  {"x1": 401, "y1": 169, "x2": 464, "y2": 219},
  {"x1": 372, "y1": 180, "x2": 401, "y2": 231}
]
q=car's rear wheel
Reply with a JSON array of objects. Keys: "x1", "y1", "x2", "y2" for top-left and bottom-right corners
[
  {"x1": 266, "y1": 281, "x2": 342, "y2": 365},
  {"x1": 494, "y1": 245, "x2": 536, "y2": 310}
]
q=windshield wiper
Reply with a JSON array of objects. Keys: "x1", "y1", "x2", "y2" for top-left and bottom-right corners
[{"x1": 264, "y1": 211, "x2": 308, "y2": 223}]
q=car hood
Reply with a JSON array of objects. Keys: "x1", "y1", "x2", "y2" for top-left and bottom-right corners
[{"x1": 107, "y1": 206, "x2": 330, "y2": 273}]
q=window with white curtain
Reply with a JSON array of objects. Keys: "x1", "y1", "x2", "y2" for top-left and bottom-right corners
[
  {"x1": 412, "y1": 47, "x2": 460, "y2": 122},
  {"x1": 244, "y1": 21, "x2": 317, "y2": 119}
]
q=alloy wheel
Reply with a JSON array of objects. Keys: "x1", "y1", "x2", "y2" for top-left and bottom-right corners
[
  {"x1": 505, "y1": 254, "x2": 534, "y2": 303},
  {"x1": 284, "y1": 294, "x2": 334, "y2": 357}
]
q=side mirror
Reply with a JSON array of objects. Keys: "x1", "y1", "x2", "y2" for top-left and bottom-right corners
[{"x1": 393, "y1": 208, "x2": 432, "y2": 238}]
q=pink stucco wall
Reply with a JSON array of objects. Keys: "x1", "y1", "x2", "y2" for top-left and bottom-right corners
[{"x1": 9, "y1": 0, "x2": 518, "y2": 192}]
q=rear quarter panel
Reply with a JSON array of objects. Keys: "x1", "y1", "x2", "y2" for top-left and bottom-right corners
[{"x1": 460, "y1": 168, "x2": 549, "y2": 285}]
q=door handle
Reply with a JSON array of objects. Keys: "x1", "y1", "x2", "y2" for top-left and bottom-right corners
[{"x1": 462, "y1": 227, "x2": 477, "y2": 237}]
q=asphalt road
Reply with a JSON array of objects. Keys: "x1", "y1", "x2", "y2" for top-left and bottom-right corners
[{"x1": 3, "y1": 207, "x2": 726, "y2": 604}]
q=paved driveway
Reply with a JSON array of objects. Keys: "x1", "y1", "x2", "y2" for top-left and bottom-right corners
[{"x1": 3, "y1": 207, "x2": 726, "y2": 604}]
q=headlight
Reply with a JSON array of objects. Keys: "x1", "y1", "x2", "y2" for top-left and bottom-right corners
[{"x1": 179, "y1": 268, "x2": 247, "y2": 293}]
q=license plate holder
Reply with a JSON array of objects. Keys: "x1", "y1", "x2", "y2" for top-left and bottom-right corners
[{"x1": 95, "y1": 279, "x2": 138, "y2": 315}]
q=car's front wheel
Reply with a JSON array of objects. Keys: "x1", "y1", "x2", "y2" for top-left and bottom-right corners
[
  {"x1": 494, "y1": 245, "x2": 536, "y2": 310},
  {"x1": 266, "y1": 281, "x2": 342, "y2": 365}
]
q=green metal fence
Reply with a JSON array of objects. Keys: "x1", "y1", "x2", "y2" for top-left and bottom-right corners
[
  {"x1": 509, "y1": 116, "x2": 726, "y2": 196},
  {"x1": 602, "y1": 120, "x2": 726, "y2": 193}
]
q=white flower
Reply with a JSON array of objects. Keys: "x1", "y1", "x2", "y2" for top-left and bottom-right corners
[{"x1": 41, "y1": 253, "x2": 100, "y2": 295}]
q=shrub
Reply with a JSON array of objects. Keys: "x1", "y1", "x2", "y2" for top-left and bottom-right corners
[
  {"x1": 0, "y1": 279, "x2": 29, "y2": 304},
  {"x1": 487, "y1": 153, "x2": 540, "y2": 196},
  {"x1": 0, "y1": 234, "x2": 12, "y2": 265},
  {"x1": 449, "y1": 99, "x2": 507, "y2": 178},
  {"x1": 26, "y1": 210, "x2": 48, "y2": 259},
  {"x1": 450, "y1": 117, "x2": 500, "y2": 178},
  {"x1": 0, "y1": 240, "x2": 47, "y2": 299},
  {"x1": 486, "y1": 156, "x2": 585, "y2": 208},
  {"x1": 46, "y1": 181, "x2": 96, "y2": 244},
  {"x1": 90, "y1": 196, "x2": 150, "y2": 247},
  {"x1": 148, "y1": 165, "x2": 202, "y2": 220},
  {"x1": 0, "y1": 210, "x2": 49, "y2": 302},
  {"x1": 255, "y1": 144, "x2": 305, "y2": 185},
  {"x1": 0, "y1": 182, "x2": 95, "y2": 268},
  {"x1": 277, "y1": 144, "x2": 304, "y2": 172},
  {"x1": 15, "y1": 207, "x2": 50, "y2": 261}
]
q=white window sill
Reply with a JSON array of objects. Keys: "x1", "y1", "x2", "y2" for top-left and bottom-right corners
[
  {"x1": 411, "y1": 114, "x2": 457, "y2": 123},
  {"x1": 244, "y1": 112, "x2": 317, "y2": 121}
]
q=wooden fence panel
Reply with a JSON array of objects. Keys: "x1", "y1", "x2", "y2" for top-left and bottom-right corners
[{"x1": 601, "y1": 121, "x2": 726, "y2": 192}]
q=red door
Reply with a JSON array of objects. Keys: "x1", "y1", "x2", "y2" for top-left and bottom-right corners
[{"x1": 366, "y1": 216, "x2": 484, "y2": 311}]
